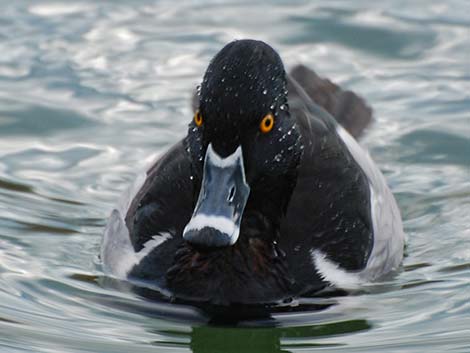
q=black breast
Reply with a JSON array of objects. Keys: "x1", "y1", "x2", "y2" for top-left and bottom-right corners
[{"x1": 165, "y1": 211, "x2": 295, "y2": 305}]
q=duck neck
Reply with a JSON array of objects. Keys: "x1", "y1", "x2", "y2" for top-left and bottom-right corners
[{"x1": 245, "y1": 153, "x2": 301, "y2": 230}]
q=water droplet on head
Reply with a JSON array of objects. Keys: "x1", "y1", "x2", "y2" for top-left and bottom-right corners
[
  {"x1": 280, "y1": 104, "x2": 286, "y2": 111},
  {"x1": 262, "y1": 89, "x2": 268, "y2": 95},
  {"x1": 189, "y1": 175, "x2": 194, "y2": 181}
]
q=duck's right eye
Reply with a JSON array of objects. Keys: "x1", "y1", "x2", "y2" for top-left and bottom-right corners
[
  {"x1": 194, "y1": 110, "x2": 203, "y2": 127},
  {"x1": 260, "y1": 113, "x2": 274, "y2": 133}
]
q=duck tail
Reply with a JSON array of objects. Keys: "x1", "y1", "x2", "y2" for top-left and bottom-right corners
[{"x1": 289, "y1": 65, "x2": 373, "y2": 139}]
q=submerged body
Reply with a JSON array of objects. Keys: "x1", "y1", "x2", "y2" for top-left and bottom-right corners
[{"x1": 102, "y1": 40, "x2": 405, "y2": 305}]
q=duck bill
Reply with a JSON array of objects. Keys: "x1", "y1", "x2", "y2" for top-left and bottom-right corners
[{"x1": 183, "y1": 143, "x2": 250, "y2": 248}]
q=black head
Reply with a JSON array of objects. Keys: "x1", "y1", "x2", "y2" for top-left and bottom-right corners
[
  {"x1": 184, "y1": 39, "x2": 302, "y2": 250},
  {"x1": 197, "y1": 40, "x2": 290, "y2": 157}
]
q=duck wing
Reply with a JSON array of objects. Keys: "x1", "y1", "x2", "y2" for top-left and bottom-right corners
[
  {"x1": 102, "y1": 141, "x2": 194, "y2": 278},
  {"x1": 281, "y1": 74, "x2": 404, "y2": 288}
]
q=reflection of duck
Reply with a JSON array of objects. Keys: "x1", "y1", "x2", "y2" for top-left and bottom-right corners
[
  {"x1": 189, "y1": 319, "x2": 371, "y2": 353},
  {"x1": 101, "y1": 39, "x2": 405, "y2": 305}
]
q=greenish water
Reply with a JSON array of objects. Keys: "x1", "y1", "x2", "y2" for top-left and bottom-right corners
[{"x1": 0, "y1": 1, "x2": 469, "y2": 352}]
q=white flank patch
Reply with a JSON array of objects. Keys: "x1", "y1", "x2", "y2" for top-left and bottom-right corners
[
  {"x1": 311, "y1": 250, "x2": 362, "y2": 289},
  {"x1": 101, "y1": 206, "x2": 172, "y2": 278},
  {"x1": 136, "y1": 232, "x2": 173, "y2": 264},
  {"x1": 206, "y1": 143, "x2": 244, "y2": 170},
  {"x1": 335, "y1": 125, "x2": 405, "y2": 280},
  {"x1": 183, "y1": 214, "x2": 239, "y2": 244}
]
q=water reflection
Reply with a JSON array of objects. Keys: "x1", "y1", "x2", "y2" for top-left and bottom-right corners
[
  {"x1": 76, "y1": 273, "x2": 372, "y2": 352},
  {"x1": 189, "y1": 323, "x2": 357, "y2": 352}
]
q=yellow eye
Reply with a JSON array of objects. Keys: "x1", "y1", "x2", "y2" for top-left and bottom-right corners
[
  {"x1": 260, "y1": 113, "x2": 274, "y2": 133},
  {"x1": 194, "y1": 110, "x2": 203, "y2": 127}
]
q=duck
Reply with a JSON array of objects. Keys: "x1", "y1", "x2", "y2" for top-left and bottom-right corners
[{"x1": 101, "y1": 39, "x2": 405, "y2": 306}]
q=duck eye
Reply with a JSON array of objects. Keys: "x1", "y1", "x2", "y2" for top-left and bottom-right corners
[
  {"x1": 194, "y1": 110, "x2": 203, "y2": 127},
  {"x1": 260, "y1": 113, "x2": 274, "y2": 133}
]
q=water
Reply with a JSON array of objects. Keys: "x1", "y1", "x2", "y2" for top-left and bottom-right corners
[{"x1": 0, "y1": 0, "x2": 469, "y2": 352}]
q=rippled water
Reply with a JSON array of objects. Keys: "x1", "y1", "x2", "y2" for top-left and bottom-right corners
[{"x1": 0, "y1": 1, "x2": 469, "y2": 352}]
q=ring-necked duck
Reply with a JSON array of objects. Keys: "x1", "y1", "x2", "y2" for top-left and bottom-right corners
[{"x1": 101, "y1": 39, "x2": 405, "y2": 305}]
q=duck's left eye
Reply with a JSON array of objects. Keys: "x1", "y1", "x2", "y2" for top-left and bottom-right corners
[
  {"x1": 260, "y1": 113, "x2": 274, "y2": 133},
  {"x1": 194, "y1": 110, "x2": 203, "y2": 127}
]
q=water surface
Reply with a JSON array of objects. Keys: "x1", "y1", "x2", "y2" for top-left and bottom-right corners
[{"x1": 0, "y1": 1, "x2": 469, "y2": 352}]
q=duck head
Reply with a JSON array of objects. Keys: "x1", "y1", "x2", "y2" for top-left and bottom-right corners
[{"x1": 184, "y1": 39, "x2": 302, "y2": 250}]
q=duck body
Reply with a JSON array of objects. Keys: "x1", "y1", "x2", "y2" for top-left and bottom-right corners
[{"x1": 102, "y1": 40, "x2": 405, "y2": 305}]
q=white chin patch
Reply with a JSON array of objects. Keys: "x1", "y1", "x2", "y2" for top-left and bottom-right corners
[{"x1": 183, "y1": 214, "x2": 240, "y2": 245}]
